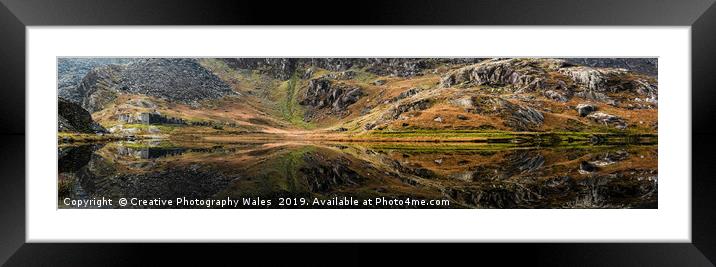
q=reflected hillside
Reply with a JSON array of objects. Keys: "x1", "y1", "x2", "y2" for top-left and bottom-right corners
[{"x1": 58, "y1": 140, "x2": 657, "y2": 209}]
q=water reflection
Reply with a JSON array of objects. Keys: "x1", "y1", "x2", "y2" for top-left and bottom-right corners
[{"x1": 58, "y1": 140, "x2": 657, "y2": 209}]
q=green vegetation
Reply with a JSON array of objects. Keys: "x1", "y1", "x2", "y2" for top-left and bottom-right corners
[
  {"x1": 276, "y1": 70, "x2": 313, "y2": 129},
  {"x1": 357, "y1": 142, "x2": 517, "y2": 152},
  {"x1": 109, "y1": 140, "x2": 178, "y2": 149},
  {"x1": 198, "y1": 58, "x2": 244, "y2": 86},
  {"x1": 121, "y1": 123, "x2": 179, "y2": 133},
  {"x1": 58, "y1": 132, "x2": 127, "y2": 143},
  {"x1": 368, "y1": 129, "x2": 533, "y2": 138},
  {"x1": 310, "y1": 68, "x2": 330, "y2": 79},
  {"x1": 352, "y1": 69, "x2": 379, "y2": 84}
]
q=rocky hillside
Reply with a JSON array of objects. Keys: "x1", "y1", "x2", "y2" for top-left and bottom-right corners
[
  {"x1": 58, "y1": 98, "x2": 104, "y2": 133},
  {"x1": 292, "y1": 58, "x2": 657, "y2": 134},
  {"x1": 70, "y1": 58, "x2": 235, "y2": 112},
  {"x1": 220, "y1": 58, "x2": 484, "y2": 79},
  {"x1": 59, "y1": 57, "x2": 658, "y2": 137},
  {"x1": 217, "y1": 58, "x2": 656, "y2": 79},
  {"x1": 118, "y1": 59, "x2": 235, "y2": 103},
  {"x1": 562, "y1": 58, "x2": 657, "y2": 77},
  {"x1": 439, "y1": 58, "x2": 657, "y2": 103},
  {"x1": 58, "y1": 58, "x2": 134, "y2": 104}
]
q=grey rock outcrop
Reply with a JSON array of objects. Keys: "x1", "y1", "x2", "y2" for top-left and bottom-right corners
[
  {"x1": 439, "y1": 58, "x2": 658, "y2": 107},
  {"x1": 384, "y1": 99, "x2": 432, "y2": 120},
  {"x1": 322, "y1": 70, "x2": 356, "y2": 80},
  {"x1": 586, "y1": 112, "x2": 627, "y2": 129},
  {"x1": 562, "y1": 58, "x2": 657, "y2": 77},
  {"x1": 302, "y1": 67, "x2": 315, "y2": 79},
  {"x1": 559, "y1": 66, "x2": 657, "y2": 98},
  {"x1": 221, "y1": 58, "x2": 485, "y2": 79},
  {"x1": 439, "y1": 58, "x2": 567, "y2": 92},
  {"x1": 391, "y1": 88, "x2": 420, "y2": 102},
  {"x1": 543, "y1": 90, "x2": 568, "y2": 102},
  {"x1": 58, "y1": 98, "x2": 105, "y2": 133},
  {"x1": 305, "y1": 58, "x2": 484, "y2": 77},
  {"x1": 335, "y1": 88, "x2": 364, "y2": 111},
  {"x1": 78, "y1": 65, "x2": 124, "y2": 112},
  {"x1": 576, "y1": 103, "x2": 597, "y2": 117},
  {"x1": 453, "y1": 95, "x2": 544, "y2": 131},
  {"x1": 360, "y1": 58, "x2": 433, "y2": 77},
  {"x1": 299, "y1": 78, "x2": 364, "y2": 113},
  {"x1": 222, "y1": 58, "x2": 298, "y2": 80}
]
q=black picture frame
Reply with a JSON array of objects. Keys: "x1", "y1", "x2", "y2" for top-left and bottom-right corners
[{"x1": 1, "y1": 0, "x2": 715, "y2": 265}]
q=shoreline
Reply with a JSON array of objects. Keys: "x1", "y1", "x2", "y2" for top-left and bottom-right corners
[{"x1": 58, "y1": 130, "x2": 658, "y2": 146}]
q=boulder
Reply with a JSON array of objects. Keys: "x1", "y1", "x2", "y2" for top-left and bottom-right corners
[
  {"x1": 586, "y1": 112, "x2": 627, "y2": 129},
  {"x1": 543, "y1": 90, "x2": 568, "y2": 102},
  {"x1": 576, "y1": 103, "x2": 597, "y2": 117}
]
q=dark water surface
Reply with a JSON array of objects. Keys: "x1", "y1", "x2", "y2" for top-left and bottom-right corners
[{"x1": 58, "y1": 140, "x2": 657, "y2": 209}]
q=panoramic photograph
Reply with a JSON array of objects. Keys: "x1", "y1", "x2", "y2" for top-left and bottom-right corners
[{"x1": 57, "y1": 57, "x2": 658, "y2": 209}]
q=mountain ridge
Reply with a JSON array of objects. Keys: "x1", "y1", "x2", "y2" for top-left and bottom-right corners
[{"x1": 57, "y1": 58, "x2": 658, "y2": 142}]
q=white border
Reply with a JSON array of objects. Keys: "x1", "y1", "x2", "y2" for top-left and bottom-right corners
[{"x1": 27, "y1": 27, "x2": 690, "y2": 242}]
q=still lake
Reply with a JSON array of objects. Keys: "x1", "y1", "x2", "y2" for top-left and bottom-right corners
[{"x1": 58, "y1": 140, "x2": 657, "y2": 209}]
